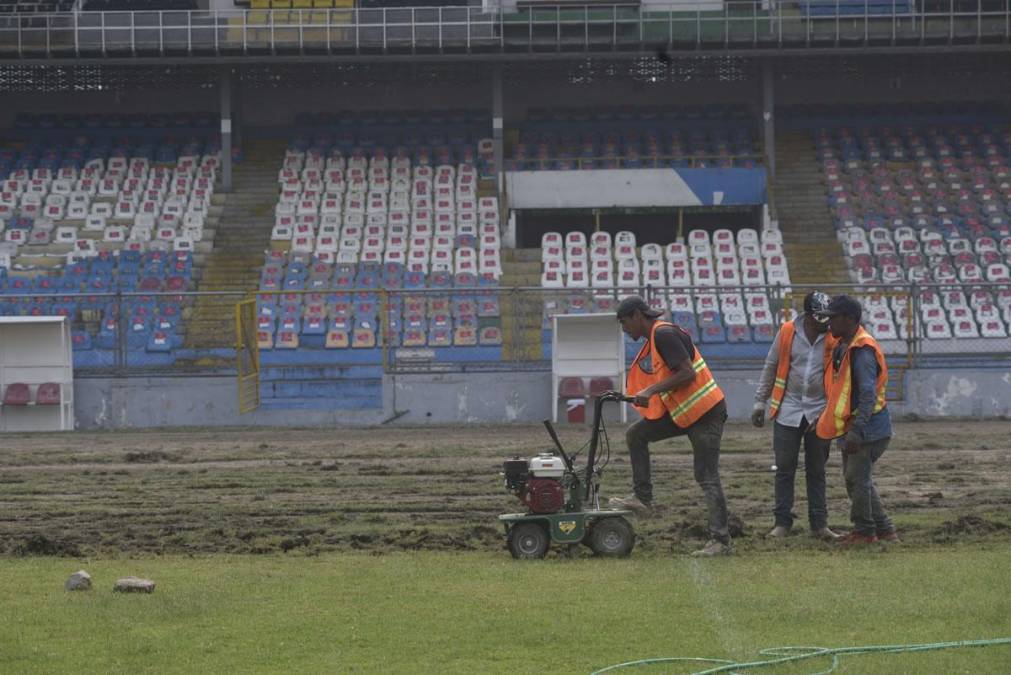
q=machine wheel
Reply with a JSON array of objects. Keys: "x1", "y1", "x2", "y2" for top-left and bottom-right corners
[
  {"x1": 508, "y1": 522, "x2": 550, "y2": 559},
  {"x1": 588, "y1": 517, "x2": 635, "y2": 557}
]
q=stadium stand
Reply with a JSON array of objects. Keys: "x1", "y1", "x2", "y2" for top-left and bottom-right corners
[
  {"x1": 0, "y1": 113, "x2": 230, "y2": 365},
  {"x1": 818, "y1": 121, "x2": 1011, "y2": 340},
  {"x1": 256, "y1": 114, "x2": 505, "y2": 357},
  {"x1": 508, "y1": 106, "x2": 759, "y2": 171},
  {"x1": 539, "y1": 226, "x2": 788, "y2": 358}
]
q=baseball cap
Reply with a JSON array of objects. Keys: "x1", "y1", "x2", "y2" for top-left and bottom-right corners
[
  {"x1": 821, "y1": 294, "x2": 862, "y2": 322},
  {"x1": 615, "y1": 295, "x2": 663, "y2": 319}
]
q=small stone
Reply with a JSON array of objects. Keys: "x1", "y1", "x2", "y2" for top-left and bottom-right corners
[
  {"x1": 113, "y1": 576, "x2": 155, "y2": 594},
  {"x1": 65, "y1": 570, "x2": 92, "y2": 591}
]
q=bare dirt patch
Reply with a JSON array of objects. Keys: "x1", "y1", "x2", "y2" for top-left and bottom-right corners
[{"x1": 1, "y1": 420, "x2": 1008, "y2": 556}]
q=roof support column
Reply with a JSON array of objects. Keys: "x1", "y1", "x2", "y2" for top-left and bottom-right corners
[
  {"x1": 762, "y1": 59, "x2": 776, "y2": 183},
  {"x1": 220, "y1": 67, "x2": 233, "y2": 193},
  {"x1": 492, "y1": 63, "x2": 504, "y2": 206}
]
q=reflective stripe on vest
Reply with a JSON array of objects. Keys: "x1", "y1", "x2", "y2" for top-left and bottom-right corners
[
  {"x1": 625, "y1": 320, "x2": 725, "y2": 426},
  {"x1": 768, "y1": 321, "x2": 795, "y2": 418},
  {"x1": 767, "y1": 320, "x2": 837, "y2": 419},
  {"x1": 815, "y1": 326, "x2": 889, "y2": 440}
]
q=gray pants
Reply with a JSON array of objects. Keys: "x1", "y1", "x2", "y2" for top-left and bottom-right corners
[
  {"x1": 842, "y1": 437, "x2": 894, "y2": 536},
  {"x1": 625, "y1": 402, "x2": 730, "y2": 543},
  {"x1": 772, "y1": 418, "x2": 831, "y2": 530}
]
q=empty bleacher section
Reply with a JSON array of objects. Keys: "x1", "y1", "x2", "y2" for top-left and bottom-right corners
[
  {"x1": 813, "y1": 114, "x2": 1011, "y2": 343},
  {"x1": 507, "y1": 106, "x2": 759, "y2": 171},
  {"x1": 0, "y1": 113, "x2": 231, "y2": 367},
  {"x1": 255, "y1": 111, "x2": 506, "y2": 367},
  {"x1": 539, "y1": 226, "x2": 789, "y2": 360}
]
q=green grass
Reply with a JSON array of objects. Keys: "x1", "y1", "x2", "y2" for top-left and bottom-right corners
[{"x1": 2, "y1": 547, "x2": 1009, "y2": 674}]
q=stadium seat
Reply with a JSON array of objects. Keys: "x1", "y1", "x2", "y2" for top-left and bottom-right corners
[
  {"x1": 953, "y1": 319, "x2": 980, "y2": 338},
  {"x1": 2, "y1": 382, "x2": 30, "y2": 406}
]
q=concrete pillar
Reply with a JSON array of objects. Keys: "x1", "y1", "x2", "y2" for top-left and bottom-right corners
[
  {"x1": 492, "y1": 64, "x2": 504, "y2": 210},
  {"x1": 233, "y1": 68, "x2": 243, "y2": 151},
  {"x1": 220, "y1": 68, "x2": 233, "y2": 193},
  {"x1": 762, "y1": 59, "x2": 775, "y2": 183}
]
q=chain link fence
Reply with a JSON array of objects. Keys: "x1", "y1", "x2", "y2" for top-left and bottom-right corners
[{"x1": 3, "y1": 281, "x2": 1009, "y2": 378}]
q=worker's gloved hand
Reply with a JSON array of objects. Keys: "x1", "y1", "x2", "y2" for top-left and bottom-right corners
[
  {"x1": 632, "y1": 393, "x2": 651, "y2": 408},
  {"x1": 751, "y1": 408, "x2": 765, "y2": 428},
  {"x1": 843, "y1": 430, "x2": 862, "y2": 455}
]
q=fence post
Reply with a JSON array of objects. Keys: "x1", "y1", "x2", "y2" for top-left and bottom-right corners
[
  {"x1": 913, "y1": 280, "x2": 922, "y2": 369},
  {"x1": 381, "y1": 288, "x2": 389, "y2": 373},
  {"x1": 116, "y1": 291, "x2": 126, "y2": 375}
]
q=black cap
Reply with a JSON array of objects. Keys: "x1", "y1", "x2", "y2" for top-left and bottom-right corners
[
  {"x1": 804, "y1": 291, "x2": 832, "y2": 323},
  {"x1": 616, "y1": 295, "x2": 663, "y2": 319},
  {"x1": 804, "y1": 291, "x2": 832, "y2": 315},
  {"x1": 822, "y1": 294, "x2": 862, "y2": 323}
]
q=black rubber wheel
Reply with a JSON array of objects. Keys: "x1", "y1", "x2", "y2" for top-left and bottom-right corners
[
  {"x1": 588, "y1": 517, "x2": 635, "y2": 557},
  {"x1": 507, "y1": 522, "x2": 550, "y2": 559}
]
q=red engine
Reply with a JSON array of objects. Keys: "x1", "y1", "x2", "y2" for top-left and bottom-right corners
[
  {"x1": 520, "y1": 478, "x2": 566, "y2": 514},
  {"x1": 504, "y1": 454, "x2": 568, "y2": 515}
]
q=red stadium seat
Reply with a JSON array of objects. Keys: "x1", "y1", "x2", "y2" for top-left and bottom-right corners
[
  {"x1": 3, "y1": 383, "x2": 31, "y2": 406},
  {"x1": 35, "y1": 383, "x2": 61, "y2": 406}
]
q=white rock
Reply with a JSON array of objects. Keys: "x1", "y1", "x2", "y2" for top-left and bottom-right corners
[
  {"x1": 65, "y1": 570, "x2": 92, "y2": 591},
  {"x1": 113, "y1": 576, "x2": 155, "y2": 593}
]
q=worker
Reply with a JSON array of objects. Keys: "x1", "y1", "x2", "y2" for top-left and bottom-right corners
[
  {"x1": 815, "y1": 295, "x2": 899, "y2": 546},
  {"x1": 752, "y1": 291, "x2": 842, "y2": 541},
  {"x1": 610, "y1": 295, "x2": 733, "y2": 557}
]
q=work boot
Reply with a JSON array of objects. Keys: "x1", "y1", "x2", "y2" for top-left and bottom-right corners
[
  {"x1": 608, "y1": 494, "x2": 653, "y2": 514},
  {"x1": 878, "y1": 530, "x2": 902, "y2": 543},
  {"x1": 691, "y1": 539, "x2": 733, "y2": 557},
  {"x1": 766, "y1": 525, "x2": 789, "y2": 539},
  {"x1": 837, "y1": 531, "x2": 879, "y2": 547},
  {"x1": 811, "y1": 527, "x2": 842, "y2": 542}
]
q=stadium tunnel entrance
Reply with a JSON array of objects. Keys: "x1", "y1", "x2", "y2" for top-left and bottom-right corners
[{"x1": 515, "y1": 206, "x2": 760, "y2": 248}]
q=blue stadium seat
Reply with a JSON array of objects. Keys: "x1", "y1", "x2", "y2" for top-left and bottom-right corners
[
  {"x1": 753, "y1": 324, "x2": 775, "y2": 343},
  {"x1": 727, "y1": 325, "x2": 752, "y2": 343},
  {"x1": 701, "y1": 325, "x2": 726, "y2": 344}
]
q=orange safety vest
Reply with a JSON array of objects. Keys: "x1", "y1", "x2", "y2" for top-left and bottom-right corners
[
  {"x1": 626, "y1": 320, "x2": 725, "y2": 427},
  {"x1": 767, "y1": 319, "x2": 838, "y2": 419},
  {"x1": 815, "y1": 326, "x2": 888, "y2": 440}
]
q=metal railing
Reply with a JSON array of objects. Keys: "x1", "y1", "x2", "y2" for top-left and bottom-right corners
[
  {"x1": 505, "y1": 152, "x2": 762, "y2": 170},
  {"x1": 0, "y1": 2, "x2": 1008, "y2": 58},
  {"x1": 3, "y1": 279, "x2": 1009, "y2": 379}
]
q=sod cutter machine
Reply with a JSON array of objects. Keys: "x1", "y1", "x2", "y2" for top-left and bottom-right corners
[{"x1": 498, "y1": 390, "x2": 636, "y2": 559}]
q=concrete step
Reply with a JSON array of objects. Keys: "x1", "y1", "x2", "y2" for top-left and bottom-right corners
[
  {"x1": 187, "y1": 146, "x2": 281, "y2": 351},
  {"x1": 499, "y1": 256, "x2": 544, "y2": 361},
  {"x1": 774, "y1": 130, "x2": 849, "y2": 285}
]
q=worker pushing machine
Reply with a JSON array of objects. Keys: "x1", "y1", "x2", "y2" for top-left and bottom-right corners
[
  {"x1": 752, "y1": 291, "x2": 842, "y2": 541},
  {"x1": 610, "y1": 295, "x2": 734, "y2": 557}
]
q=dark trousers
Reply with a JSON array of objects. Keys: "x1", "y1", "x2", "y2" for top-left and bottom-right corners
[
  {"x1": 842, "y1": 437, "x2": 894, "y2": 536},
  {"x1": 625, "y1": 403, "x2": 730, "y2": 543},
  {"x1": 772, "y1": 418, "x2": 831, "y2": 530}
]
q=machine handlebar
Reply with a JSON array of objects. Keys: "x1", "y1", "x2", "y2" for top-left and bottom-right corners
[{"x1": 596, "y1": 390, "x2": 635, "y2": 404}]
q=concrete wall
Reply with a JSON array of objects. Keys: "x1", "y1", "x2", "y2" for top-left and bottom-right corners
[{"x1": 68, "y1": 366, "x2": 1011, "y2": 429}]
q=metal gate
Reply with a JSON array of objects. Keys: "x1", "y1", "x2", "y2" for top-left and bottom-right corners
[{"x1": 235, "y1": 299, "x2": 260, "y2": 414}]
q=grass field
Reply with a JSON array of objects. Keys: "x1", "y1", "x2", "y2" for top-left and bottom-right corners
[
  {"x1": 2, "y1": 549, "x2": 1009, "y2": 673},
  {"x1": 1, "y1": 421, "x2": 1009, "y2": 673}
]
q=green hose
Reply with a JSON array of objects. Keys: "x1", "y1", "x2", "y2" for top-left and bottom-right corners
[{"x1": 590, "y1": 637, "x2": 1011, "y2": 675}]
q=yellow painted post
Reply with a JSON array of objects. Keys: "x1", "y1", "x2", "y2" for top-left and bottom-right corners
[{"x1": 235, "y1": 299, "x2": 260, "y2": 414}]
